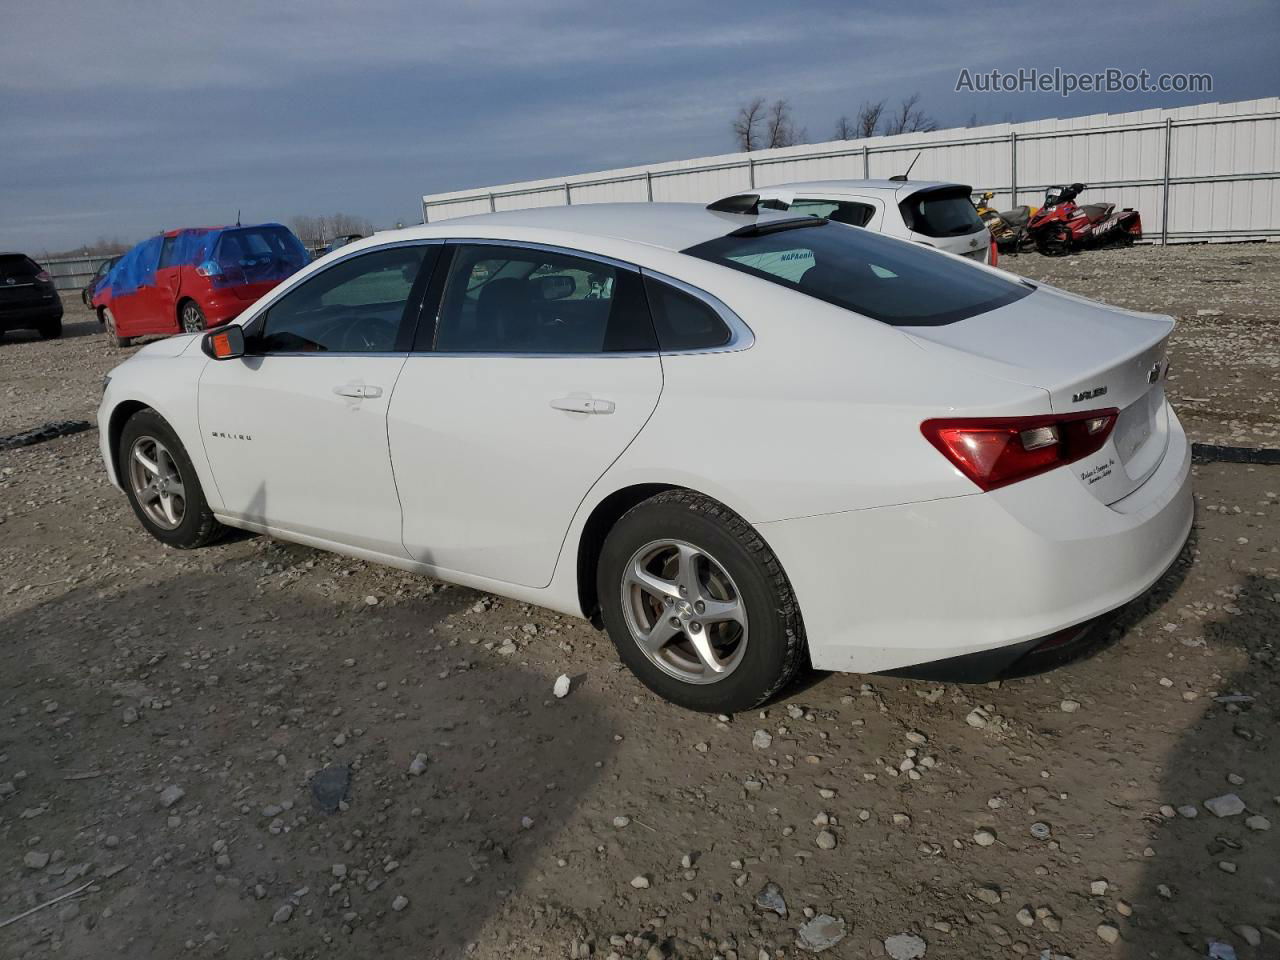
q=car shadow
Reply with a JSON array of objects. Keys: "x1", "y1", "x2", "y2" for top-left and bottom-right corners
[
  {"x1": 0, "y1": 315, "x2": 102, "y2": 344},
  {"x1": 0, "y1": 561, "x2": 616, "y2": 958},
  {"x1": 1122, "y1": 570, "x2": 1279, "y2": 957}
]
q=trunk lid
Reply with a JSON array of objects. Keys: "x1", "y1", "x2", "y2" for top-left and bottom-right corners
[{"x1": 903, "y1": 285, "x2": 1173, "y2": 505}]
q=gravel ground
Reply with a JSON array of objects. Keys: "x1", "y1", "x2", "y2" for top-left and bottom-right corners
[{"x1": 1, "y1": 243, "x2": 1278, "y2": 960}]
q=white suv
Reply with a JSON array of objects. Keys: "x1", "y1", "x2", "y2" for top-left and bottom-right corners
[{"x1": 713, "y1": 179, "x2": 996, "y2": 264}]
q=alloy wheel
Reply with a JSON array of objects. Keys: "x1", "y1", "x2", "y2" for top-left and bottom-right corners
[
  {"x1": 126, "y1": 435, "x2": 187, "y2": 530},
  {"x1": 181, "y1": 303, "x2": 205, "y2": 333},
  {"x1": 620, "y1": 539, "x2": 749, "y2": 684}
]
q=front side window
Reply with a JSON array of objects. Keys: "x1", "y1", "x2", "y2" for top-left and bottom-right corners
[
  {"x1": 254, "y1": 245, "x2": 434, "y2": 353},
  {"x1": 432, "y1": 244, "x2": 654, "y2": 353},
  {"x1": 683, "y1": 220, "x2": 1029, "y2": 327}
]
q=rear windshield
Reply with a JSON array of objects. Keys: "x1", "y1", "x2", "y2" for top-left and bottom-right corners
[
  {"x1": 0, "y1": 254, "x2": 40, "y2": 278},
  {"x1": 682, "y1": 220, "x2": 1030, "y2": 327},
  {"x1": 899, "y1": 188, "x2": 986, "y2": 238},
  {"x1": 215, "y1": 226, "x2": 307, "y2": 271}
]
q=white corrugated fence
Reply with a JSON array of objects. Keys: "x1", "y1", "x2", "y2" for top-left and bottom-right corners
[{"x1": 421, "y1": 97, "x2": 1280, "y2": 243}]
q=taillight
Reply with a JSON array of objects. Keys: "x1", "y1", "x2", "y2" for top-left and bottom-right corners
[
  {"x1": 35, "y1": 270, "x2": 51, "y2": 283},
  {"x1": 921, "y1": 408, "x2": 1118, "y2": 492},
  {"x1": 988, "y1": 240, "x2": 998, "y2": 267}
]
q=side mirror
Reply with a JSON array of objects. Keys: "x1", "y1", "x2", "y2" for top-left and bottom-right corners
[
  {"x1": 201, "y1": 325, "x2": 245, "y2": 360},
  {"x1": 538, "y1": 274, "x2": 576, "y2": 300}
]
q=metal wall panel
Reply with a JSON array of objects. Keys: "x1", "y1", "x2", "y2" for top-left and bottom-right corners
[{"x1": 421, "y1": 98, "x2": 1280, "y2": 241}]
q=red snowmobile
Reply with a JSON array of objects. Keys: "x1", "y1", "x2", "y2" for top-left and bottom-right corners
[{"x1": 1026, "y1": 183, "x2": 1142, "y2": 255}]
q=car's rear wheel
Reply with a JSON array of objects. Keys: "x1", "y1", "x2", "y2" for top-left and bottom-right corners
[
  {"x1": 597, "y1": 490, "x2": 806, "y2": 712},
  {"x1": 102, "y1": 307, "x2": 130, "y2": 347},
  {"x1": 180, "y1": 300, "x2": 206, "y2": 333},
  {"x1": 36, "y1": 317, "x2": 62, "y2": 339},
  {"x1": 119, "y1": 409, "x2": 224, "y2": 549}
]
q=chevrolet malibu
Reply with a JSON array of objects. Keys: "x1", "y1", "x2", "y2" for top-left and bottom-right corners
[{"x1": 97, "y1": 204, "x2": 1192, "y2": 712}]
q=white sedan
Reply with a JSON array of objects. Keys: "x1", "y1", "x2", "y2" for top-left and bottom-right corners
[{"x1": 98, "y1": 203, "x2": 1192, "y2": 712}]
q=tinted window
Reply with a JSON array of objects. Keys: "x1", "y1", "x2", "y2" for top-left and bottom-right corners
[
  {"x1": 683, "y1": 220, "x2": 1029, "y2": 327},
  {"x1": 899, "y1": 188, "x2": 986, "y2": 238},
  {"x1": 433, "y1": 245, "x2": 655, "y2": 353},
  {"x1": 0, "y1": 254, "x2": 40, "y2": 279},
  {"x1": 788, "y1": 199, "x2": 876, "y2": 227},
  {"x1": 215, "y1": 226, "x2": 309, "y2": 283},
  {"x1": 643, "y1": 278, "x2": 731, "y2": 351},
  {"x1": 158, "y1": 236, "x2": 178, "y2": 268},
  {"x1": 256, "y1": 245, "x2": 434, "y2": 353}
]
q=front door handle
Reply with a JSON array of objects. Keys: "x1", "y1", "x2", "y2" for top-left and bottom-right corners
[
  {"x1": 550, "y1": 396, "x2": 615, "y2": 415},
  {"x1": 333, "y1": 384, "x2": 383, "y2": 399}
]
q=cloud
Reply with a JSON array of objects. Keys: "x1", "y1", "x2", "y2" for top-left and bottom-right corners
[{"x1": 0, "y1": 0, "x2": 1273, "y2": 250}]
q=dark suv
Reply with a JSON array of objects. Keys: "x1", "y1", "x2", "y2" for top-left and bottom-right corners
[{"x1": 0, "y1": 253, "x2": 63, "y2": 340}]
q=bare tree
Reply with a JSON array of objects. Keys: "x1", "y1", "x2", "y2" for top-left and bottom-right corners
[
  {"x1": 289, "y1": 213, "x2": 374, "y2": 249},
  {"x1": 732, "y1": 97, "x2": 766, "y2": 151},
  {"x1": 833, "y1": 115, "x2": 856, "y2": 140},
  {"x1": 764, "y1": 98, "x2": 804, "y2": 148},
  {"x1": 882, "y1": 93, "x2": 937, "y2": 136},
  {"x1": 856, "y1": 99, "x2": 885, "y2": 138},
  {"x1": 966, "y1": 112, "x2": 980, "y2": 128}
]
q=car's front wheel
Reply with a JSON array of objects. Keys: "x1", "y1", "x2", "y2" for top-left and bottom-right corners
[
  {"x1": 597, "y1": 490, "x2": 806, "y2": 712},
  {"x1": 119, "y1": 409, "x2": 224, "y2": 549}
]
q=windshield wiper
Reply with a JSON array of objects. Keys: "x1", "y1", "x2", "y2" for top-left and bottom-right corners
[{"x1": 728, "y1": 217, "x2": 828, "y2": 238}]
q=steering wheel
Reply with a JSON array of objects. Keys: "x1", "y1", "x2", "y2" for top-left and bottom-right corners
[{"x1": 339, "y1": 317, "x2": 398, "y2": 352}]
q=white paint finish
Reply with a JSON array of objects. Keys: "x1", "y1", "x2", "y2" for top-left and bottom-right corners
[
  {"x1": 99, "y1": 202, "x2": 1196, "y2": 684},
  {"x1": 197, "y1": 354, "x2": 412, "y2": 557},
  {"x1": 764, "y1": 409, "x2": 1192, "y2": 673},
  {"x1": 388, "y1": 354, "x2": 663, "y2": 587}
]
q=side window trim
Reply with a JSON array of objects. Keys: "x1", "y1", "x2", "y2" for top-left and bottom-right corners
[
  {"x1": 637, "y1": 269, "x2": 755, "y2": 355},
  {"x1": 239, "y1": 239, "x2": 444, "y2": 356},
  {"x1": 414, "y1": 238, "x2": 656, "y2": 358}
]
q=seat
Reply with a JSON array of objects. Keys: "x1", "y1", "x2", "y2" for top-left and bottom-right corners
[{"x1": 472, "y1": 278, "x2": 531, "y2": 350}]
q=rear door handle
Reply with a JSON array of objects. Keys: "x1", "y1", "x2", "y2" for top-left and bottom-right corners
[
  {"x1": 333, "y1": 384, "x2": 383, "y2": 399},
  {"x1": 550, "y1": 396, "x2": 615, "y2": 415}
]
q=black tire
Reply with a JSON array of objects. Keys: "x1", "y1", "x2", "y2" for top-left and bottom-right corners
[
  {"x1": 36, "y1": 317, "x2": 62, "y2": 340},
  {"x1": 179, "y1": 300, "x2": 206, "y2": 333},
  {"x1": 119, "y1": 409, "x2": 225, "y2": 549},
  {"x1": 597, "y1": 490, "x2": 806, "y2": 712},
  {"x1": 102, "y1": 307, "x2": 131, "y2": 347}
]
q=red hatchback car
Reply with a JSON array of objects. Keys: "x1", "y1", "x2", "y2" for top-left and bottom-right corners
[{"x1": 93, "y1": 223, "x2": 308, "y2": 347}]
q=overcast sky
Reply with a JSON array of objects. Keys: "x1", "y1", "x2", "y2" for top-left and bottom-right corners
[{"x1": 2, "y1": 0, "x2": 1276, "y2": 252}]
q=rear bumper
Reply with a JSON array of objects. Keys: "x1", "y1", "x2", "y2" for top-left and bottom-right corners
[
  {"x1": 760, "y1": 403, "x2": 1193, "y2": 674},
  {"x1": 198, "y1": 295, "x2": 245, "y2": 327},
  {"x1": 0, "y1": 300, "x2": 63, "y2": 331}
]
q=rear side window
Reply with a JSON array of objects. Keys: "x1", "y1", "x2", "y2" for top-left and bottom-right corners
[
  {"x1": 788, "y1": 199, "x2": 876, "y2": 227},
  {"x1": 683, "y1": 220, "x2": 1029, "y2": 327},
  {"x1": 158, "y1": 236, "x2": 178, "y2": 268},
  {"x1": 643, "y1": 278, "x2": 731, "y2": 351},
  {"x1": 899, "y1": 188, "x2": 986, "y2": 238},
  {"x1": 432, "y1": 245, "x2": 655, "y2": 354}
]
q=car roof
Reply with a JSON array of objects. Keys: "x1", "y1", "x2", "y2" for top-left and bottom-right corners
[
  {"x1": 754, "y1": 179, "x2": 970, "y2": 200},
  {"x1": 406, "y1": 202, "x2": 802, "y2": 252}
]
